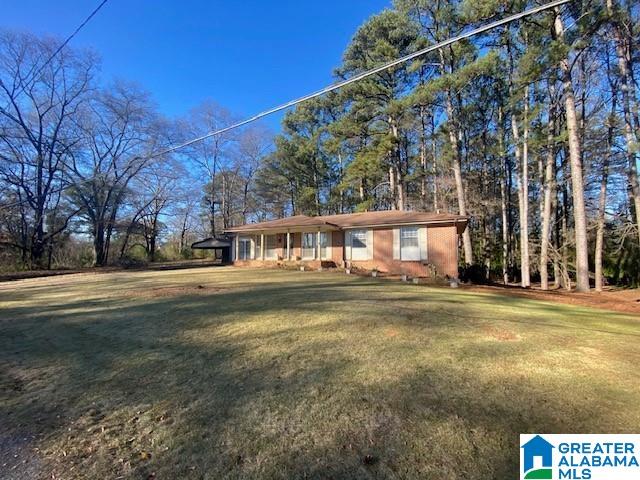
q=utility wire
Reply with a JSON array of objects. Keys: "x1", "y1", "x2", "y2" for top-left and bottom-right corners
[
  {"x1": 0, "y1": 0, "x2": 109, "y2": 212},
  {"x1": 0, "y1": 0, "x2": 571, "y2": 211},
  {"x1": 28, "y1": 0, "x2": 109, "y2": 83},
  {"x1": 149, "y1": 0, "x2": 572, "y2": 159}
]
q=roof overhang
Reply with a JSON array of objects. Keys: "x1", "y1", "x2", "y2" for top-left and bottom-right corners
[
  {"x1": 226, "y1": 218, "x2": 469, "y2": 235},
  {"x1": 339, "y1": 219, "x2": 468, "y2": 231},
  {"x1": 225, "y1": 222, "x2": 339, "y2": 234}
]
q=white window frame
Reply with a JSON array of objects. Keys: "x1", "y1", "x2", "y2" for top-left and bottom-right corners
[
  {"x1": 301, "y1": 232, "x2": 316, "y2": 259},
  {"x1": 238, "y1": 237, "x2": 252, "y2": 260},
  {"x1": 400, "y1": 227, "x2": 420, "y2": 261},
  {"x1": 350, "y1": 229, "x2": 368, "y2": 261},
  {"x1": 319, "y1": 231, "x2": 329, "y2": 260}
]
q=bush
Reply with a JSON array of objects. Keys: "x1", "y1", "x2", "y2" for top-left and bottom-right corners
[{"x1": 459, "y1": 264, "x2": 489, "y2": 284}]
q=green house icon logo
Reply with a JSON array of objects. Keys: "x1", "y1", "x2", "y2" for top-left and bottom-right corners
[{"x1": 521, "y1": 435, "x2": 554, "y2": 479}]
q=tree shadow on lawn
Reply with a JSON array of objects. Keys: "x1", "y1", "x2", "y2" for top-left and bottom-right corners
[{"x1": 1, "y1": 278, "x2": 639, "y2": 479}]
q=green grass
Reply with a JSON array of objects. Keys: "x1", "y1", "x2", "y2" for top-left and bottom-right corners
[{"x1": 1, "y1": 267, "x2": 639, "y2": 479}]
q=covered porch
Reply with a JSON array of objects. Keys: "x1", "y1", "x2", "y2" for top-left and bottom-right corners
[{"x1": 232, "y1": 228, "x2": 343, "y2": 265}]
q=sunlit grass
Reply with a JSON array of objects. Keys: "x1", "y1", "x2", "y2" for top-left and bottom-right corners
[{"x1": 1, "y1": 267, "x2": 639, "y2": 479}]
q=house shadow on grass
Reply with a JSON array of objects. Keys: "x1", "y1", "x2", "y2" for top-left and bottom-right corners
[{"x1": 1, "y1": 274, "x2": 639, "y2": 479}]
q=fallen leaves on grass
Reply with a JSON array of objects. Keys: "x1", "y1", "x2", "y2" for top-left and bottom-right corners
[
  {"x1": 124, "y1": 285, "x2": 229, "y2": 299},
  {"x1": 481, "y1": 325, "x2": 520, "y2": 341}
]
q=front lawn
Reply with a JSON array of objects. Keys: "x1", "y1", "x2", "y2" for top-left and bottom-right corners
[{"x1": 1, "y1": 267, "x2": 638, "y2": 479}]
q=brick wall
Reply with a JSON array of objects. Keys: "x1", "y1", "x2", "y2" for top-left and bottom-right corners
[
  {"x1": 426, "y1": 225, "x2": 458, "y2": 277},
  {"x1": 232, "y1": 224, "x2": 460, "y2": 278},
  {"x1": 346, "y1": 226, "x2": 458, "y2": 278}
]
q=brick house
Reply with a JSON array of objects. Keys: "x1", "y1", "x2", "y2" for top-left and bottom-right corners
[{"x1": 224, "y1": 210, "x2": 468, "y2": 278}]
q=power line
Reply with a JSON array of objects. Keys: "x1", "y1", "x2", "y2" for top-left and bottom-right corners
[
  {"x1": 29, "y1": 0, "x2": 109, "y2": 83},
  {"x1": 0, "y1": 0, "x2": 571, "y2": 211},
  {"x1": 149, "y1": 0, "x2": 572, "y2": 159}
]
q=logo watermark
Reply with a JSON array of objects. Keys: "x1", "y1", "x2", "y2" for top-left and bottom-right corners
[{"x1": 520, "y1": 434, "x2": 640, "y2": 479}]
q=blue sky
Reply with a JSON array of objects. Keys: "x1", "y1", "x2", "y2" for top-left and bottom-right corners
[{"x1": 4, "y1": 0, "x2": 391, "y2": 132}]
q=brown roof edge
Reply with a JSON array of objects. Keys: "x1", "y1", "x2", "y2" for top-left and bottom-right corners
[
  {"x1": 454, "y1": 217, "x2": 469, "y2": 235},
  {"x1": 224, "y1": 211, "x2": 469, "y2": 234}
]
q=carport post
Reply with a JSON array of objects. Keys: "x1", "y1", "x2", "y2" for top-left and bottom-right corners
[{"x1": 234, "y1": 235, "x2": 239, "y2": 261}]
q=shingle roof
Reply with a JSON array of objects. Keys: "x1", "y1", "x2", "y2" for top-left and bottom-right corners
[{"x1": 225, "y1": 211, "x2": 468, "y2": 233}]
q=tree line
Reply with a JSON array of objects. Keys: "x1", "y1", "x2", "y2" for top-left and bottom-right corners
[
  {"x1": 1, "y1": 0, "x2": 639, "y2": 291},
  {"x1": 0, "y1": 31, "x2": 273, "y2": 270},
  {"x1": 259, "y1": 0, "x2": 640, "y2": 290}
]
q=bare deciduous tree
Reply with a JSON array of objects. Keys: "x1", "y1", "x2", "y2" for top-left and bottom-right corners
[{"x1": 0, "y1": 30, "x2": 95, "y2": 267}]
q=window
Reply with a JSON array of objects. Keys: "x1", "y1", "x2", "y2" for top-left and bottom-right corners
[
  {"x1": 265, "y1": 235, "x2": 277, "y2": 259},
  {"x1": 302, "y1": 232, "x2": 316, "y2": 259},
  {"x1": 238, "y1": 237, "x2": 251, "y2": 260},
  {"x1": 351, "y1": 229, "x2": 368, "y2": 261},
  {"x1": 400, "y1": 227, "x2": 420, "y2": 261},
  {"x1": 319, "y1": 232, "x2": 329, "y2": 260}
]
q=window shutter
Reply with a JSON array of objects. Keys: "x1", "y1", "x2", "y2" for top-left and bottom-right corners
[
  {"x1": 366, "y1": 229, "x2": 374, "y2": 260},
  {"x1": 393, "y1": 228, "x2": 400, "y2": 260},
  {"x1": 345, "y1": 231, "x2": 352, "y2": 260},
  {"x1": 419, "y1": 227, "x2": 428, "y2": 261}
]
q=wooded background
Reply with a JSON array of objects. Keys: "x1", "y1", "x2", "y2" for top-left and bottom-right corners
[{"x1": 1, "y1": 0, "x2": 638, "y2": 290}]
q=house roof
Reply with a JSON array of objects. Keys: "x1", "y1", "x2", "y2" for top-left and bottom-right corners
[{"x1": 224, "y1": 211, "x2": 468, "y2": 233}]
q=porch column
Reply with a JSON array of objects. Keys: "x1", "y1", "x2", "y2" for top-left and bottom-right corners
[
  {"x1": 286, "y1": 231, "x2": 291, "y2": 260},
  {"x1": 317, "y1": 230, "x2": 321, "y2": 260},
  {"x1": 261, "y1": 233, "x2": 265, "y2": 260},
  {"x1": 234, "y1": 235, "x2": 239, "y2": 261}
]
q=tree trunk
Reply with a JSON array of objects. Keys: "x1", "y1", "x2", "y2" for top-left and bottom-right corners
[
  {"x1": 553, "y1": 179, "x2": 562, "y2": 289},
  {"x1": 596, "y1": 81, "x2": 617, "y2": 291},
  {"x1": 419, "y1": 106, "x2": 428, "y2": 210},
  {"x1": 149, "y1": 217, "x2": 158, "y2": 262},
  {"x1": 554, "y1": 11, "x2": 590, "y2": 292},
  {"x1": 511, "y1": 90, "x2": 530, "y2": 288},
  {"x1": 560, "y1": 150, "x2": 571, "y2": 291},
  {"x1": 221, "y1": 175, "x2": 228, "y2": 230},
  {"x1": 179, "y1": 211, "x2": 189, "y2": 255},
  {"x1": 540, "y1": 94, "x2": 556, "y2": 290},
  {"x1": 607, "y1": 0, "x2": 640, "y2": 245},
  {"x1": 397, "y1": 168, "x2": 405, "y2": 212},
  {"x1": 30, "y1": 157, "x2": 46, "y2": 268},
  {"x1": 445, "y1": 93, "x2": 473, "y2": 264},
  {"x1": 521, "y1": 86, "x2": 531, "y2": 287},
  {"x1": 595, "y1": 153, "x2": 610, "y2": 292},
  {"x1": 94, "y1": 222, "x2": 107, "y2": 266},
  {"x1": 431, "y1": 113, "x2": 439, "y2": 212},
  {"x1": 389, "y1": 166, "x2": 397, "y2": 210},
  {"x1": 499, "y1": 106, "x2": 510, "y2": 284},
  {"x1": 338, "y1": 152, "x2": 345, "y2": 213}
]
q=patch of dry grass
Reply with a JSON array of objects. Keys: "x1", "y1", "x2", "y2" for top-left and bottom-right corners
[{"x1": 1, "y1": 267, "x2": 639, "y2": 479}]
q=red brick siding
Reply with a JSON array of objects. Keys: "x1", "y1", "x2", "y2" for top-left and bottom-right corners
[
  {"x1": 349, "y1": 228, "x2": 426, "y2": 276},
  {"x1": 233, "y1": 224, "x2": 460, "y2": 278},
  {"x1": 426, "y1": 225, "x2": 458, "y2": 277},
  {"x1": 348, "y1": 226, "x2": 458, "y2": 278}
]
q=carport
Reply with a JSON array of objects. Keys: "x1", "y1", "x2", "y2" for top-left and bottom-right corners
[{"x1": 191, "y1": 237, "x2": 232, "y2": 264}]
